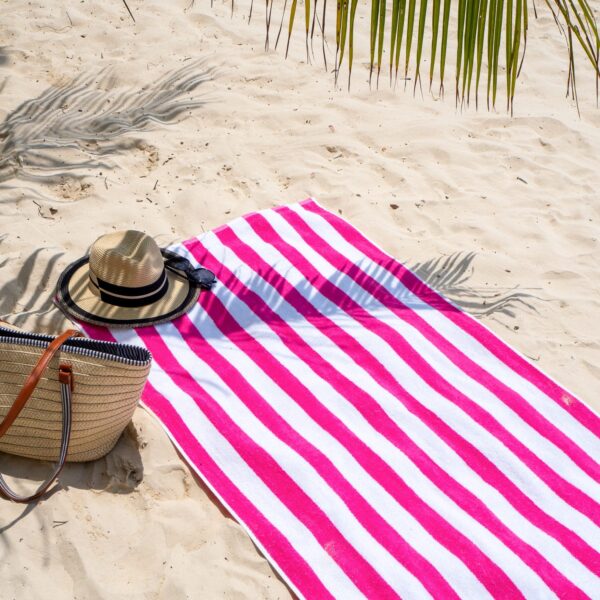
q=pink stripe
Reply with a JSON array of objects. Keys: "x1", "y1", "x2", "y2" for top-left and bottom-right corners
[
  {"x1": 187, "y1": 238, "x2": 531, "y2": 599},
  {"x1": 178, "y1": 286, "x2": 459, "y2": 599},
  {"x1": 137, "y1": 326, "x2": 401, "y2": 600},
  {"x1": 83, "y1": 327, "x2": 332, "y2": 599},
  {"x1": 82, "y1": 324, "x2": 118, "y2": 340},
  {"x1": 300, "y1": 200, "x2": 600, "y2": 440},
  {"x1": 286, "y1": 205, "x2": 600, "y2": 485},
  {"x1": 264, "y1": 208, "x2": 600, "y2": 532},
  {"x1": 204, "y1": 222, "x2": 598, "y2": 593}
]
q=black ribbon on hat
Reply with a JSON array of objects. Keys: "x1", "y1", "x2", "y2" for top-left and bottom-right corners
[
  {"x1": 89, "y1": 269, "x2": 169, "y2": 307},
  {"x1": 89, "y1": 252, "x2": 216, "y2": 308}
]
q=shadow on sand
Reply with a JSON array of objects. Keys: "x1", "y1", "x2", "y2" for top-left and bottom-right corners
[
  {"x1": 0, "y1": 240, "x2": 544, "y2": 339},
  {"x1": 408, "y1": 251, "x2": 543, "y2": 320},
  {"x1": 0, "y1": 422, "x2": 143, "y2": 537},
  {"x1": 0, "y1": 242, "x2": 68, "y2": 333},
  {"x1": 197, "y1": 248, "x2": 543, "y2": 337},
  {"x1": 0, "y1": 47, "x2": 9, "y2": 67},
  {"x1": 0, "y1": 60, "x2": 213, "y2": 186}
]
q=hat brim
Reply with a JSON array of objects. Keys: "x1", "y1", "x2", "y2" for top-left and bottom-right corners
[{"x1": 54, "y1": 252, "x2": 200, "y2": 329}]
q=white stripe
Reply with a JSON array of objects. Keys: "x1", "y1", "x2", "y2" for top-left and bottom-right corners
[
  {"x1": 111, "y1": 328, "x2": 367, "y2": 600},
  {"x1": 192, "y1": 223, "x2": 599, "y2": 594},
  {"x1": 177, "y1": 239, "x2": 560, "y2": 598},
  {"x1": 295, "y1": 202, "x2": 600, "y2": 464}
]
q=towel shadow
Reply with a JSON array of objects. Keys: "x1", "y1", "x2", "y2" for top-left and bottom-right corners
[{"x1": 0, "y1": 60, "x2": 213, "y2": 185}]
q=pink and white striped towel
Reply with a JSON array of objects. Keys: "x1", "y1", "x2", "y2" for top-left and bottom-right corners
[{"x1": 85, "y1": 199, "x2": 600, "y2": 599}]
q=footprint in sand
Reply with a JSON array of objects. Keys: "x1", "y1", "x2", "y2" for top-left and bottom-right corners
[
  {"x1": 136, "y1": 141, "x2": 160, "y2": 172},
  {"x1": 51, "y1": 177, "x2": 93, "y2": 201}
]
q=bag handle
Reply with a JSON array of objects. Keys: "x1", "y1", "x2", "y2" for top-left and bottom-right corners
[{"x1": 0, "y1": 329, "x2": 82, "y2": 503}]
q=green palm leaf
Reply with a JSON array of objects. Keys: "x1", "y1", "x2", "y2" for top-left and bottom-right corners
[{"x1": 265, "y1": 0, "x2": 599, "y2": 110}]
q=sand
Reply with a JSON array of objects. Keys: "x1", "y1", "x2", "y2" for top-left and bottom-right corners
[{"x1": 0, "y1": 0, "x2": 599, "y2": 597}]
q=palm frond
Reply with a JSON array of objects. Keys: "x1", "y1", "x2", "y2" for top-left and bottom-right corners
[{"x1": 262, "y1": 0, "x2": 599, "y2": 109}]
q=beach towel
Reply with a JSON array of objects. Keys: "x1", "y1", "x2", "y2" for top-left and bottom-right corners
[{"x1": 84, "y1": 199, "x2": 600, "y2": 599}]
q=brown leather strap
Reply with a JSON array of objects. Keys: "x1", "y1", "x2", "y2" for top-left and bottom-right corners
[
  {"x1": 0, "y1": 329, "x2": 81, "y2": 437},
  {"x1": 0, "y1": 329, "x2": 81, "y2": 503},
  {"x1": 0, "y1": 366, "x2": 73, "y2": 503}
]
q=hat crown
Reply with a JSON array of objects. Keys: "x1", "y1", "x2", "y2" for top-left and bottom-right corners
[{"x1": 89, "y1": 230, "x2": 164, "y2": 288}]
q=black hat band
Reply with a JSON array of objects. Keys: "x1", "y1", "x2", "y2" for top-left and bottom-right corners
[{"x1": 89, "y1": 268, "x2": 168, "y2": 308}]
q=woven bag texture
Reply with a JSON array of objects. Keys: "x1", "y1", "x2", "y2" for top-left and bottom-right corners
[{"x1": 0, "y1": 335, "x2": 151, "y2": 462}]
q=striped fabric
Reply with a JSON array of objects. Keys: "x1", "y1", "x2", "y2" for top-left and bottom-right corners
[{"x1": 85, "y1": 199, "x2": 600, "y2": 599}]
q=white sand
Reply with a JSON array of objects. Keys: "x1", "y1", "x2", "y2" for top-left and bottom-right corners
[{"x1": 1, "y1": 0, "x2": 599, "y2": 597}]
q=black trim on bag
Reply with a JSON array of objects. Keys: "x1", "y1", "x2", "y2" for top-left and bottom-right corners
[{"x1": 0, "y1": 326, "x2": 152, "y2": 363}]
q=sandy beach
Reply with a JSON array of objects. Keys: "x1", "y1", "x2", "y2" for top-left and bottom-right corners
[{"x1": 1, "y1": 0, "x2": 599, "y2": 597}]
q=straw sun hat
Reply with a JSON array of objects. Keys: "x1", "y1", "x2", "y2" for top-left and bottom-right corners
[{"x1": 55, "y1": 230, "x2": 215, "y2": 328}]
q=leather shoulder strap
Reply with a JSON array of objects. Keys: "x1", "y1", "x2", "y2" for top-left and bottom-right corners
[
  {"x1": 0, "y1": 365, "x2": 74, "y2": 503},
  {"x1": 0, "y1": 329, "x2": 82, "y2": 437}
]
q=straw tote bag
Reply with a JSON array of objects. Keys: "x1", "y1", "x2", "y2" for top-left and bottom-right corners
[{"x1": 0, "y1": 323, "x2": 152, "y2": 503}]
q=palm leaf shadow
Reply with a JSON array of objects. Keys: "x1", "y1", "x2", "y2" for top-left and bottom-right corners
[
  {"x1": 0, "y1": 46, "x2": 9, "y2": 67},
  {"x1": 195, "y1": 249, "x2": 542, "y2": 345},
  {"x1": 408, "y1": 251, "x2": 543, "y2": 319},
  {"x1": 0, "y1": 60, "x2": 213, "y2": 184},
  {"x1": 0, "y1": 242, "x2": 69, "y2": 333}
]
